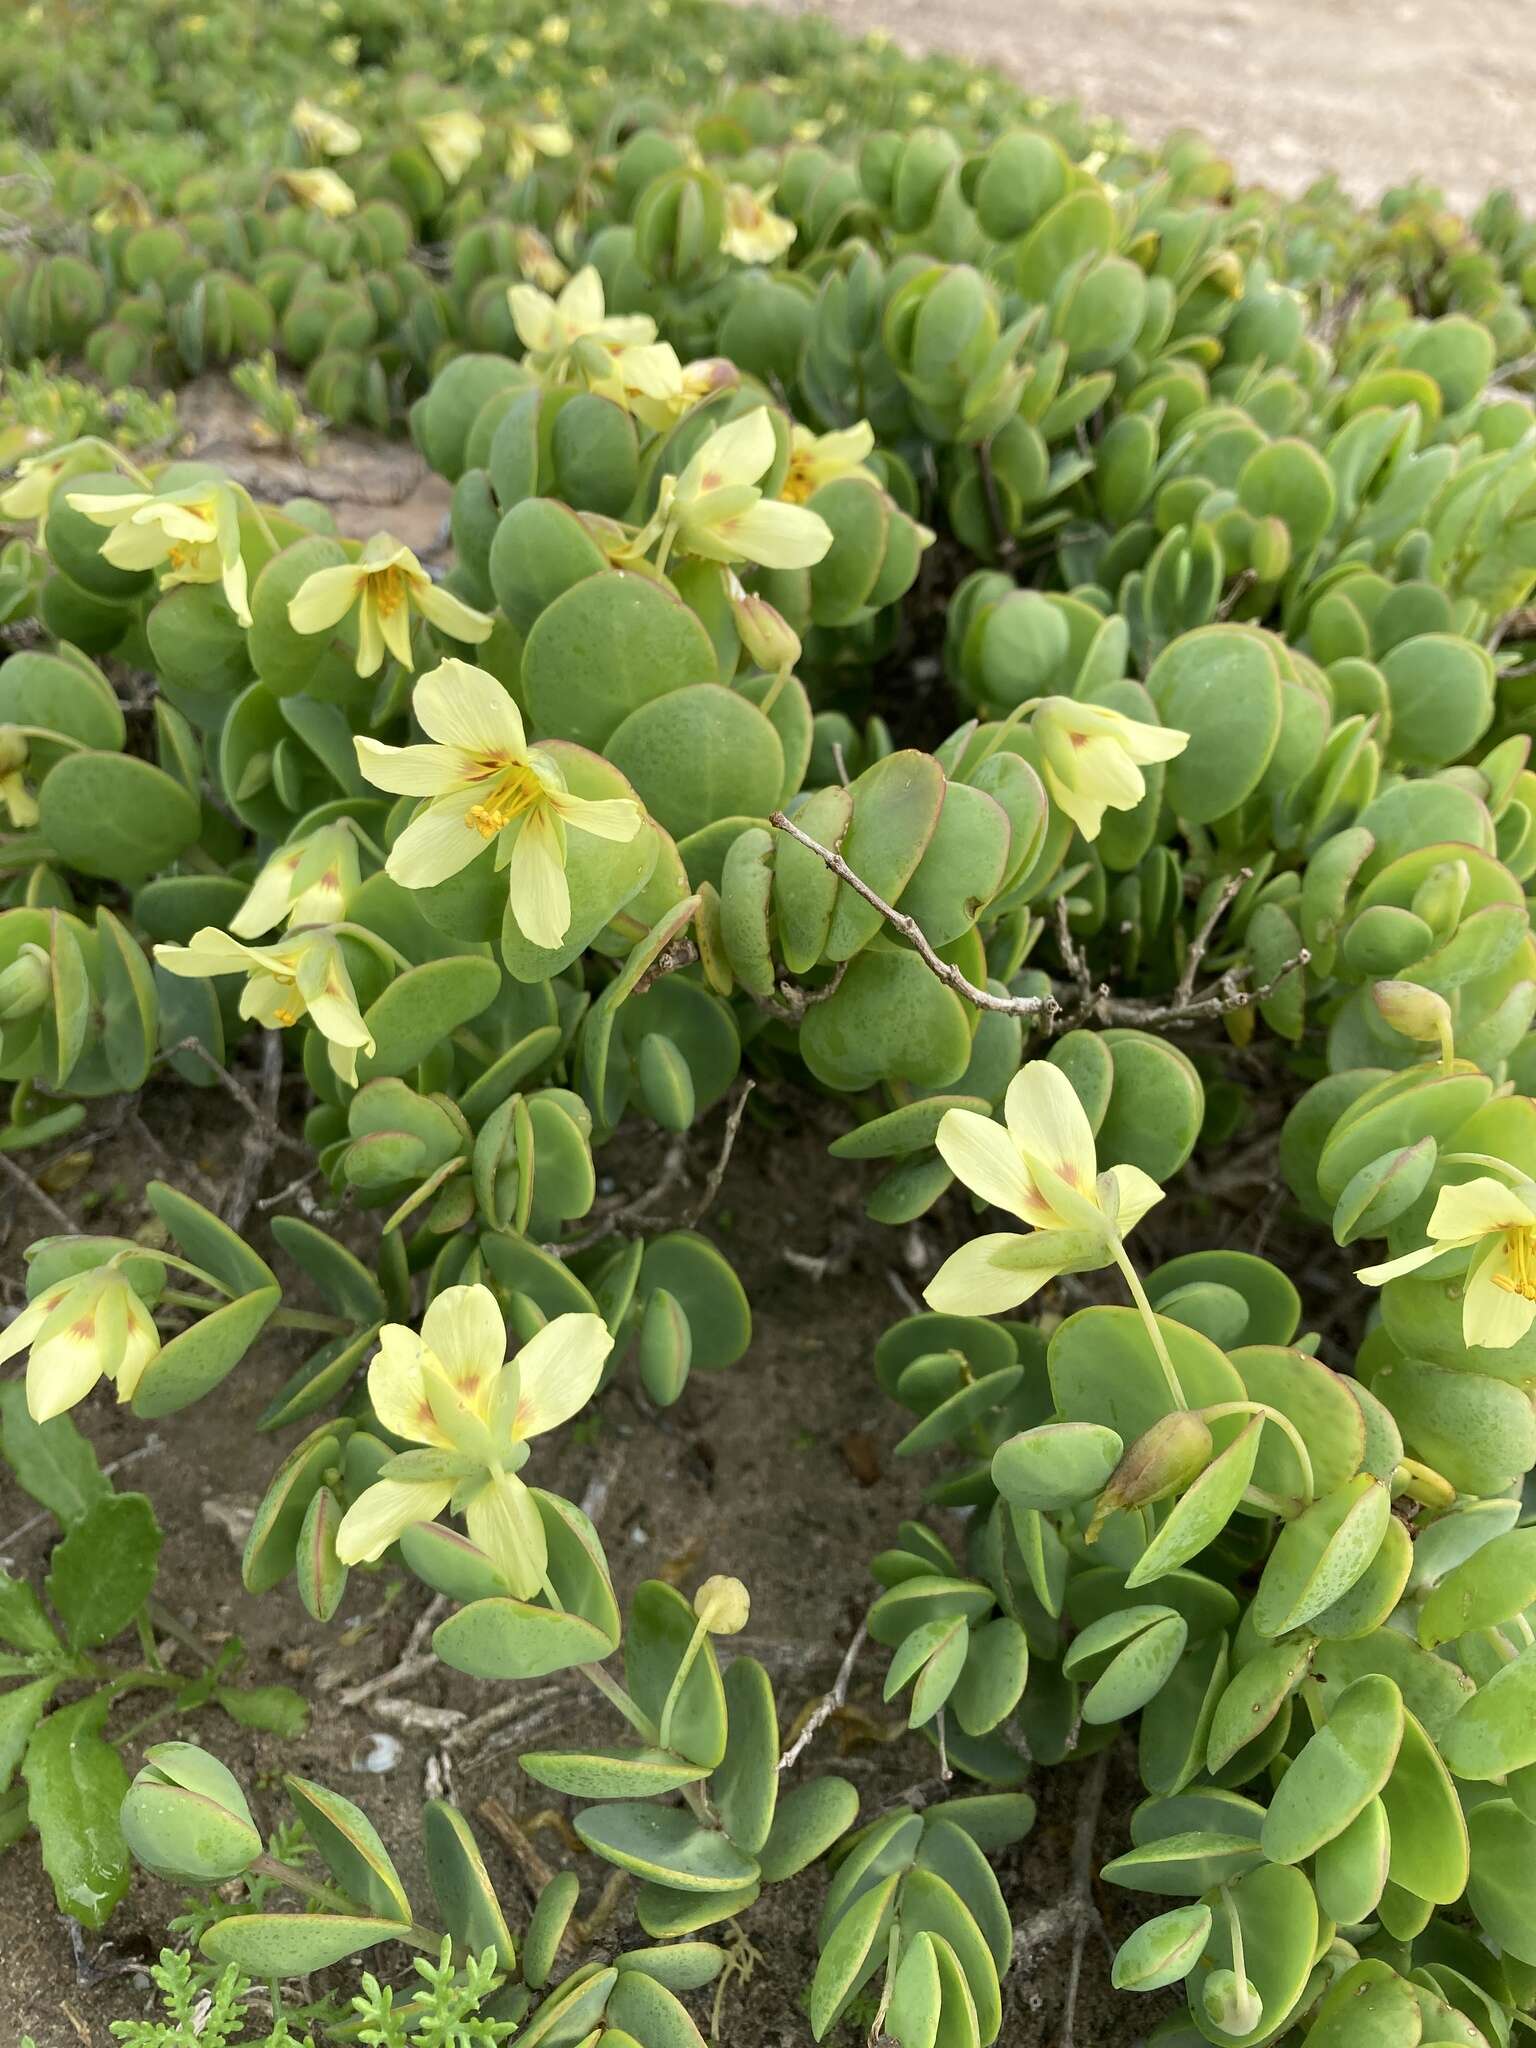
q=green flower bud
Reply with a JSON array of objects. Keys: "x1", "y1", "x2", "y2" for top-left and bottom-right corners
[
  {"x1": 0, "y1": 943, "x2": 50, "y2": 1023},
  {"x1": 1087, "y1": 1410, "x2": 1214, "y2": 1541},
  {"x1": 120, "y1": 1742, "x2": 262, "y2": 1882},
  {"x1": 1372, "y1": 979, "x2": 1454, "y2": 1070},
  {"x1": 1203, "y1": 1968, "x2": 1263, "y2": 2037}
]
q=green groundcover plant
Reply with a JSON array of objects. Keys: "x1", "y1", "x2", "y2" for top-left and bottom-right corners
[{"x1": 8, "y1": 2, "x2": 1536, "y2": 2044}]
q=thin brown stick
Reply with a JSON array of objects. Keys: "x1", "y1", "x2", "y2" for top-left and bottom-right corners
[
  {"x1": 0, "y1": 1149, "x2": 80, "y2": 1235},
  {"x1": 769, "y1": 811, "x2": 1056, "y2": 1022},
  {"x1": 476, "y1": 1796, "x2": 581, "y2": 1959},
  {"x1": 779, "y1": 1614, "x2": 869, "y2": 1770},
  {"x1": 675, "y1": 1079, "x2": 754, "y2": 1230},
  {"x1": 162, "y1": 1036, "x2": 308, "y2": 1159},
  {"x1": 1175, "y1": 868, "x2": 1251, "y2": 1008}
]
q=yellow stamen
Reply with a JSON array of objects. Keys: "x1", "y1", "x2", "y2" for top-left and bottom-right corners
[
  {"x1": 273, "y1": 1002, "x2": 301, "y2": 1027},
  {"x1": 372, "y1": 565, "x2": 407, "y2": 616},
  {"x1": 1492, "y1": 1228, "x2": 1536, "y2": 1302},
  {"x1": 465, "y1": 764, "x2": 544, "y2": 840}
]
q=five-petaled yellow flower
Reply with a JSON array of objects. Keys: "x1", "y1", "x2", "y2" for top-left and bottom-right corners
[
  {"x1": 780, "y1": 420, "x2": 877, "y2": 505},
  {"x1": 418, "y1": 110, "x2": 485, "y2": 186},
  {"x1": 2, "y1": 1267, "x2": 160, "y2": 1422},
  {"x1": 1032, "y1": 697, "x2": 1188, "y2": 843},
  {"x1": 721, "y1": 183, "x2": 797, "y2": 265},
  {"x1": 1357, "y1": 1177, "x2": 1536, "y2": 1350},
  {"x1": 589, "y1": 342, "x2": 736, "y2": 432},
  {"x1": 154, "y1": 928, "x2": 374, "y2": 1085},
  {"x1": 281, "y1": 168, "x2": 357, "y2": 218},
  {"x1": 334, "y1": 1283, "x2": 613, "y2": 1596},
  {"x1": 291, "y1": 98, "x2": 361, "y2": 157},
  {"x1": 355, "y1": 658, "x2": 644, "y2": 949},
  {"x1": 507, "y1": 265, "x2": 657, "y2": 385},
  {"x1": 67, "y1": 478, "x2": 252, "y2": 625},
  {"x1": 627, "y1": 407, "x2": 833, "y2": 574},
  {"x1": 287, "y1": 532, "x2": 493, "y2": 677},
  {"x1": 924, "y1": 1062, "x2": 1165, "y2": 1314}
]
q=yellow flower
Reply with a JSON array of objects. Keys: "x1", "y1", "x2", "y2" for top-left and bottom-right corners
[
  {"x1": 721, "y1": 183, "x2": 797, "y2": 266},
  {"x1": 333, "y1": 1284, "x2": 613, "y2": 1595},
  {"x1": 587, "y1": 343, "x2": 735, "y2": 432},
  {"x1": 924, "y1": 1062, "x2": 1165, "y2": 1315},
  {"x1": 287, "y1": 533, "x2": 492, "y2": 677},
  {"x1": 0, "y1": 726, "x2": 38, "y2": 828},
  {"x1": 781, "y1": 420, "x2": 876, "y2": 505},
  {"x1": 280, "y1": 168, "x2": 357, "y2": 218},
  {"x1": 1032, "y1": 696, "x2": 1189, "y2": 842},
  {"x1": 1357, "y1": 1177, "x2": 1536, "y2": 1349},
  {"x1": 355, "y1": 658, "x2": 644, "y2": 949},
  {"x1": 507, "y1": 118, "x2": 573, "y2": 182},
  {"x1": 154, "y1": 927, "x2": 374, "y2": 1086},
  {"x1": 291, "y1": 98, "x2": 361, "y2": 157},
  {"x1": 66, "y1": 478, "x2": 251, "y2": 625},
  {"x1": 329, "y1": 33, "x2": 359, "y2": 63},
  {"x1": 231, "y1": 824, "x2": 360, "y2": 939},
  {"x1": 539, "y1": 14, "x2": 569, "y2": 43},
  {"x1": 512, "y1": 228, "x2": 569, "y2": 294},
  {"x1": 627, "y1": 407, "x2": 834, "y2": 573},
  {"x1": 507, "y1": 265, "x2": 657, "y2": 385},
  {"x1": 1, "y1": 1268, "x2": 160, "y2": 1422},
  {"x1": 418, "y1": 110, "x2": 485, "y2": 187}
]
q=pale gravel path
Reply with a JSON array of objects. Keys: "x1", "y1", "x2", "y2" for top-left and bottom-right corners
[{"x1": 729, "y1": 0, "x2": 1536, "y2": 214}]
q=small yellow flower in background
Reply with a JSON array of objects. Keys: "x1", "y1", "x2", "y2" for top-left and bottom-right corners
[
  {"x1": 539, "y1": 14, "x2": 570, "y2": 43},
  {"x1": 1031, "y1": 697, "x2": 1188, "y2": 843},
  {"x1": 0, "y1": 726, "x2": 38, "y2": 828},
  {"x1": 231, "y1": 824, "x2": 360, "y2": 939},
  {"x1": 355, "y1": 658, "x2": 644, "y2": 949},
  {"x1": 67, "y1": 478, "x2": 251, "y2": 625},
  {"x1": 626, "y1": 406, "x2": 834, "y2": 574},
  {"x1": 721, "y1": 183, "x2": 797, "y2": 266},
  {"x1": 280, "y1": 168, "x2": 357, "y2": 218},
  {"x1": 781, "y1": 420, "x2": 876, "y2": 505},
  {"x1": 1357, "y1": 1178, "x2": 1536, "y2": 1349},
  {"x1": 329, "y1": 33, "x2": 360, "y2": 64},
  {"x1": 333, "y1": 1284, "x2": 613, "y2": 1595},
  {"x1": 508, "y1": 265, "x2": 657, "y2": 386},
  {"x1": 291, "y1": 98, "x2": 361, "y2": 158},
  {"x1": 507, "y1": 118, "x2": 573, "y2": 182},
  {"x1": 154, "y1": 928, "x2": 374, "y2": 1086},
  {"x1": 287, "y1": 532, "x2": 493, "y2": 677},
  {"x1": 513, "y1": 227, "x2": 569, "y2": 295},
  {"x1": 2, "y1": 1268, "x2": 160, "y2": 1422},
  {"x1": 90, "y1": 181, "x2": 153, "y2": 233},
  {"x1": 924, "y1": 1061, "x2": 1165, "y2": 1314},
  {"x1": 418, "y1": 110, "x2": 485, "y2": 187},
  {"x1": 0, "y1": 437, "x2": 113, "y2": 537},
  {"x1": 587, "y1": 342, "x2": 735, "y2": 432}
]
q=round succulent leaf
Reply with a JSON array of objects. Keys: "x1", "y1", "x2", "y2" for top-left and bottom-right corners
[
  {"x1": 282, "y1": 1774, "x2": 411, "y2": 1923},
  {"x1": 824, "y1": 749, "x2": 946, "y2": 960},
  {"x1": 1145, "y1": 626, "x2": 1282, "y2": 825},
  {"x1": 1251, "y1": 1475, "x2": 1393, "y2": 1638},
  {"x1": 1379, "y1": 1707, "x2": 1469, "y2": 1905},
  {"x1": 1050, "y1": 1306, "x2": 1246, "y2": 1447},
  {"x1": 809, "y1": 1871, "x2": 900, "y2": 2041},
  {"x1": 432, "y1": 1596, "x2": 615, "y2": 1680},
  {"x1": 200, "y1": 1914, "x2": 409, "y2": 1975},
  {"x1": 1259, "y1": 1673, "x2": 1405, "y2": 1864},
  {"x1": 712, "y1": 1656, "x2": 779, "y2": 1856},
  {"x1": 519, "y1": 1746, "x2": 709, "y2": 1800},
  {"x1": 1112, "y1": 1903, "x2": 1213, "y2": 1991},
  {"x1": 1468, "y1": 1799, "x2": 1536, "y2": 1966},
  {"x1": 1101, "y1": 1831, "x2": 1265, "y2": 1898},
  {"x1": 605, "y1": 683, "x2": 785, "y2": 840},
  {"x1": 1229, "y1": 1344, "x2": 1366, "y2": 1504},
  {"x1": 131, "y1": 1286, "x2": 280, "y2": 1419},
  {"x1": 422, "y1": 1798, "x2": 515, "y2": 1970},
  {"x1": 1373, "y1": 1359, "x2": 1536, "y2": 1497},
  {"x1": 1308, "y1": 1513, "x2": 1412, "y2": 1641},
  {"x1": 898, "y1": 780, "x2": 1013, "y2": 948},
  {"x1": 576, "y1": 1800, "x2": 758, "y2": 1894},
  {"x1": 1189, "y1": 1859, "x2": 1317, "y2": 2048},
  {"x1": 38, "y1": 752, "x2": 201, "y2": 884},
  {"x1": 522, "y1": 570, "x2": 718, "y2": 750},
  {"x1": 800, "y1": 944, "x2": 972, "y2": 1093},
  {"x1": 1096, "y1": 1031, "x2": 1204, "y2": 1183},
  {"x1": 992, "y1": 1422, "x2": 1123, "y2": 1512}
]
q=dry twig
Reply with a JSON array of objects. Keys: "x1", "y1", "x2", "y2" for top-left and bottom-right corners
[{"x1": 779, "y1": 1614, "x2": 870, "y2": 1771}]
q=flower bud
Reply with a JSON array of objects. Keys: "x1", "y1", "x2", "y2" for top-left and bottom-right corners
[
  {"x1": 120, "y1": 1742, "x2": 262, "y2": 1882},
  {"x1": 0, "y1": 725, "x2": 27, "y2": 777},
  {"x1": 1086, "y1": 1410, "x2": 1214, "y2": 1541},
  {"x1": 726, "y1": 572, "x2": 801, "y2": 676},
  {"x1": 1372, "y1": 980, "x2": 1454, "y2": 1067},
  {"x1": 1203, "y1": 1969, "x2": 1263, "y2": 2036},
  {"x1": 0, "y1": 943, "x2": 50, "y2": 1022},
  {"x1": 694, "y1": 1574, "x2": 750, "y2": 1635}
]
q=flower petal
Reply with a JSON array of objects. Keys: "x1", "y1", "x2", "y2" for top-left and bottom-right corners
[
  {"x1": 934, "y1": 1108, "x2": 1037, "y2": 1220},
  {"x1": 417, "y1": 581, "x2": 494, "y2": 646},
  {"x1": 1354, "y1": 1240, "x2": 1454, "y2": 1287},
  {"x1": 367, "y1": 1325, "x2": 439, "y2": 1444},
  {"x1": 420, "y1": 1284, "x2": 506, "y2": 1412},
  {"x1": 413, "y1": 658, "x2": 527, "y2": 759},
  {"x1": 335, "y1": 1477, "x2": 452, "y2": 1563},
  {"x1": 1463, "y1": 1238, "x2": 1536, "y2": 1350},
  {"x1": 386, "y1": 786, "x2": 490, "y2": 889},
  {"x1": 1428, "y1": 1176, "x2": 1536, "y2": 1243},
  {"x1": 546, "y1": 788, "x2": 644, "y2": 842},
  {"x1": 923, "y1": 1231, "x2": 1105, "y2": 1316},
  {"x1": 506, "y1": 805, "x2": 571, "y2": 950},
  {"x1": 1104, "y1": 1163, "x2": 1166, "y2": 1237},
  {"x1": 287, "y1": 562, "x2": 362, "y2": 635},
  {"x1": 512, "y1": 1311, "x2": 614, "y2": 1438},
  {"x1": 719, "y1": 498, "x2": 832, "y2": 570},
  {"x1": 354, "y1": 736, "x2": 469, "y2": 797},
  {"x1": 464, "y1": 1471, "x2": 548, "y2": 1599},
  {"x1": 1005, "y1": 1062, "x2": 1099, "y2": 1192}
]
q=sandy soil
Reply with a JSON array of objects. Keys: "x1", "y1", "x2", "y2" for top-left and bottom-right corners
[{"x1": 733, "y1": 0, "x2": 1536, "y2": 214}]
